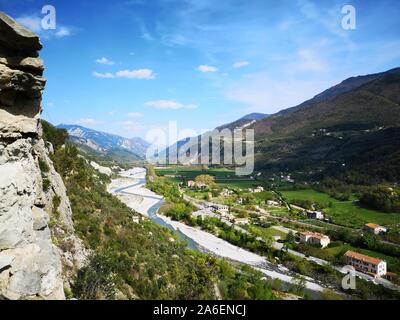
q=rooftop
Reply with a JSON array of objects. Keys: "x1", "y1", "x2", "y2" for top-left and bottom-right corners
[
  {"x1": 300, "y1": 231, "x2": 329, "y2": 240},
  {"x1": 365, "y1": 223, "x2": 381, "y2": 229},
  {"x1": 344, "y1": 250, "x2": 383, "y2": 266}
]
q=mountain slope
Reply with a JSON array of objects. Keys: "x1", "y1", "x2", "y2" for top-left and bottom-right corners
[
  {"x1": 276, "y1": 67, "x2": 400, "y2": 117},
  {"x1": 217, "y1": 112, "x2": 269, "y2": 131},
  {"x1": 251, "y1": 67, "x2": 400, "y2": 183},
  {"x1": 58, "y1": 124, "x2": 149, "y2": 161},
  {"x1": 158, "y1": 113, "x2": 270, "y2": 163}
]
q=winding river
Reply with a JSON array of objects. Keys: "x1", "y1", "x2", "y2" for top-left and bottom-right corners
[{"x1": 107, "y1": 167, "x2": 328, "y2": 297}]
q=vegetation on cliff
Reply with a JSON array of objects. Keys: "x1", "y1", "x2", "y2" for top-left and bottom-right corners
[{"x1": 43, "y1": 121, "x2": 277, "y2": 300}]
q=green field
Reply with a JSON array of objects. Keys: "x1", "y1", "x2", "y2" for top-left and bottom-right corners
[
  {"x1": 155, "y1": 166, "x2": 259, "y2": 188},
  {"x1": 281, "y1": 189, "x2": 400, "y2": 228},
  {"x1": 247, "y1": 225, "x2": 287, "y2": 241}
]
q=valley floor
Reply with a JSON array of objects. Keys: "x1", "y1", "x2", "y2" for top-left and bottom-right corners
[{"x1": 107, "y1": 167, "x2": 332, "y2": 296}]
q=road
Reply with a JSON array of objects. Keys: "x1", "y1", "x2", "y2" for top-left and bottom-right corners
[
  {"x1": 109, "y1": 168, "x2": 332, "y2": 296},
  {"x1": 182, "y1": 194, "x2": 400, "y2": 292}
]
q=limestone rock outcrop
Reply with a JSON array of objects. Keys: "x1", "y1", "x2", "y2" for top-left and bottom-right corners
[{"x1": 0, "y1": 12, "x2": 86, "y2": 300}]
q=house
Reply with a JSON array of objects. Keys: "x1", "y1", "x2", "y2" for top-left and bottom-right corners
[
  {"x1": 255, "y1": 205, "x2": 267, "y2": 214},
  {"x1": 211, "y1": 204, "x2": 229, "y2": 215},
  {"x1": 364, "y1": 223, "x2": 387, "y2": 235},
  {"x1": 221, "y1": 189, "x2": 233, "y2": 197},
  {"x1": 248, "y1": 186, "x2": 264, "y2": 193},
  {"x1": 236, "y1": 198, "x2": 243, "y2": 204},
  {"x1": 187, "y1": 180, "x2": 207, "y2": 189},
  {"x1": 267, "y1": 200, "x2": 280, "y2": 207},
  {"x1": 344, "y1": 250, "x2": 387, "y2": 277},
  {"x1": 307, "y1": 210, "x2": 324, "y2": 220},
  {"x1": 233, "y1": 217, "x2": 249, "y2": 225},
  {"x1": 132, "y1": 216, "x2": 140, "y2": 224},
  {"x1": 300, "y1": 231, "x2": 331, "y2": 248}
]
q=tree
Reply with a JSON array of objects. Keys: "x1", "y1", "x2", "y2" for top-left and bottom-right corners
[
  {"x1": 73, "y1": 251, "x2": 117, "y2": 300},
  {"x1": 289, "y1": 275, "x2": 306, "y2": 296},
  {"x1": 195, "y1": 174, "x2": 215, "y2": 187},
  {"x1": 286, "y1": 231, "x2": 296, "y2": 244}
]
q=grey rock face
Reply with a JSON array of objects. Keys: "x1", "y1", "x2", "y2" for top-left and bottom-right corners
[
  {"x1": 0, "y1": 12, "x2": 86, "y2": 300},
  {"x1": 0, "y1": 12, "x2": 42, "y2": 54}
]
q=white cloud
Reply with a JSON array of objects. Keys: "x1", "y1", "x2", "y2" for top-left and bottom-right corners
[
  {"x1": 145, "y1": 100, "x2": 198, "y2": 109},
  {"x1": 16, "y1": 15, "x2": 72, "y2": 39},
  {"x1": 76, "y1": 118, "x2": 102, "y2": 125},
  {"x1": 233, "y1": 61, "x2": 250, "y2": 69},
  {"x1": 47, "y1": 102, "x2": 54, "y2": 107},
  {"x1": 93, "y1": 71, "x2": 115, "y2": 78},
  {"x1": 116, "y1": 69, "x2": 156, "y2": 79},
  {"x1": 142, "y1": 32, "x2": 154, "y2": 41},
  {"x1": 93, "y1": 69, "x2": 156, "y2": 79},
  {"x1": 294, "y1": 49, "x2": 327, "y2": 72},
  {"x1": 197, "y1": 65, "x2": 218, "y2": 73},
  {"x1": 55, "y1": 27, "x2": 71, "y2": 38},
  {"x1": 96, "y1": 57, "x2": 115, "y2": 65},
  {"x1": 127, "y1": 112, "x2": 144, "y2": 118},
  {"x1": 16, "y1": 16, "x2": 42, "y2": 32}
]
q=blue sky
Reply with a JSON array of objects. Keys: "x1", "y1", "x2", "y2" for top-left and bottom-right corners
[{"x1": 2, "y1": 0, "x2": 400, "y2": 140}]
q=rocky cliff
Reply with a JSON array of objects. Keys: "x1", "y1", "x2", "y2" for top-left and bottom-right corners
[{"x1": 0, "y1": 12, "x2": 86, "y2": 300}]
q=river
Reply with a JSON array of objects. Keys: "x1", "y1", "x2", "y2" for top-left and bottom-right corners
[{"x1": 107, "y1": 167, "x2": 328, "y2": 297}]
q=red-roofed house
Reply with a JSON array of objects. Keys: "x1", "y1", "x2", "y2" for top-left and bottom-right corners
[
  {"x1": 344, "y1": 250, "x2": 387, "y2": 277},
  {"x1": 364, "y1": 223, "x2": 387, "y2": 235}
]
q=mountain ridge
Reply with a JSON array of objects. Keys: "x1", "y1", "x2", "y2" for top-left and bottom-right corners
[{"x1": 58, "y1": 124, "x2": 150, "y2": 161}]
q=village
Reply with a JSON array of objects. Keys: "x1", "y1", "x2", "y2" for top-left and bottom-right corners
[{"x1": 179, "y1": 176, "x2": 399, "y2": 287}]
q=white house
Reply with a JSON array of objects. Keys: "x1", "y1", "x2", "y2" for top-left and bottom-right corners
[
  {"x1": 236, "y1": 198, "x2": 244, "y2": 204},
  {"x1": 300, "y1": 231, "x2": 331, "y2": 248},
  {"x1": 233, "y1": 217, "x2": 249, "y2": 225},
  {"x1": 249, "y1": 186, "x2": 264, "y2": 193},
  {"x1": 344, "y1": 250, "x2": 387, "y2": 277},
  {"x1": 267, "y1": 200, "x2": 280, "y2": 207},
  {"x1": 211, "y1": 204, "x2": 229, "y2": 215},
  {"x1": 364, "y1": 223, "x2": 387, "y2": 235},
  {"x1": 221, "y1": 189, "x2": 233, "y2": 197},
  {"x1": 307, "y1": 210, "x2": 324, "y2": 220},
  {"x1": 132, "y1": 216, "x2": 140, "y2": 224}
]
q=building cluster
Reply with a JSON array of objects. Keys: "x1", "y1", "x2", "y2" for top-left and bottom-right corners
[
  {"x1": 187, "y1": 180, "x2": 207, "y2": 189},
  {"x1": 248, "y1": 186, "x2": 264, "y2": 193},
  {"x1": 220, "y1": 189, "x2": 233, "y2": 197},
  {"x1": 307, "y1": 210, "x2": 325, "y2": 220},
  {"x1": 267, "y1": 200, "x2": 280, "y2": 207}
]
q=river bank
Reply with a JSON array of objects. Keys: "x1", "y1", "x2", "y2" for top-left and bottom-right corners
[{"x1": 107, "y1": 167, "x2": 329, "y2": 296}]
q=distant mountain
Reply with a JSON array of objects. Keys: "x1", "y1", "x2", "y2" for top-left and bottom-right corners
[
  {"x1": 161, "y1": 67, "x2": 400, "y2": 184},
  {"x1": 157, "y1": 112, "x2": 270, "y2": 163},
  {"x1": 58, "y1": 124, "x2": 150, "y2": 160}
]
